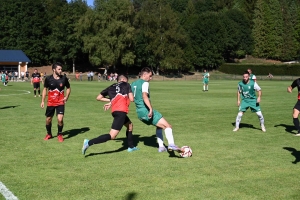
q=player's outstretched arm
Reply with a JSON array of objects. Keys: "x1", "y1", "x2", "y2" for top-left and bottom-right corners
[{"x1": 287, "y1": 86, "x2": 293, "y2": 93}]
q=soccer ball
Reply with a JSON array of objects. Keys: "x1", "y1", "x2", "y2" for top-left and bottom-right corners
[{"x1": 179, "y1": 146, "x2": 192, "y2": 158}]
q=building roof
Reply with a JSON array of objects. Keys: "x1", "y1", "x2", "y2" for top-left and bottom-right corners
[{"x1": 0, "y1": 50, "x2": 31, "y2": 62}]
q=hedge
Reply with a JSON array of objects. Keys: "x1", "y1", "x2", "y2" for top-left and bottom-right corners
[{"x1": 219, "y1": 63, "x2": 300, "y2": 76}]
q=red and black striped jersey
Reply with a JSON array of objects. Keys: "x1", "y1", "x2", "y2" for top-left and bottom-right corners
[
  {"x1": 44, "y1": 75, "x2": 70, "y2": 106},
  {"x1": 32, "y1": 73, "x2": 41, "y2": 83},
  {"x1": 100, "y1": 82, "x2": 132, "y2": 113}
]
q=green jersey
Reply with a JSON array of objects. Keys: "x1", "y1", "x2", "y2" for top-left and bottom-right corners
[
  {"x1": 238, "y1": 80, "x2": 261, "y2": 100},
  {"x1": 1, "y1": 74, "x2": 6, "y2": 82},
  {"x1": 203, "y1": 72, "x2": 209, "y2": 80},
  {"x1": 131, "y1": 79, "x2": 150, "y2": 109},
  {"x1": 249, "y1": 74, "x2": 256, "y2": 81}
]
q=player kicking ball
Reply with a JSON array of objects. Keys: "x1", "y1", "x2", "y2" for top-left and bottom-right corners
[{"x1": 131, "y1": 67, "x2": 183, "y2": 153}]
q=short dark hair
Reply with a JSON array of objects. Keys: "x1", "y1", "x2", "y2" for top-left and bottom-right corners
[
  {"x1": 52, "y1": 62, "x2": 62, "y2": 70},
  {"x1": 243, "y1": 71, "x2": 250, "y2": 75},
  {"x1": 117, "y1": 74, "x2": 128, "y2": 81},
  {"x1": 140, "y1": 67, "x2": 152, "y2": 75}
]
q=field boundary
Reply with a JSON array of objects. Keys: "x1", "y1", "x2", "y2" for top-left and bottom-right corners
[{"x1": 0, "y1": 181, "x2": 18, "y2": 200}]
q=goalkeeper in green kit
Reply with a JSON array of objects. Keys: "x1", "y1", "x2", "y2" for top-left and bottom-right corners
[{"x1": 233, "y1": 71, "x2": 266, "y2": 132}]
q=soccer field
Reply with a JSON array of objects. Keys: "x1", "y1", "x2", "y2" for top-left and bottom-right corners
[{"x1": 1, "y1": 80, "x2": 300, "y2": 199}]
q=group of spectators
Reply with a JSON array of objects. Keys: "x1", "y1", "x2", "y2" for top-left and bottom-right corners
[{"x1": 75, "y1": 71, "x2": 118, "y2": 82}]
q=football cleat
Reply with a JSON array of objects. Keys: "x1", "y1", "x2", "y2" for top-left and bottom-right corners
[
  {"x1": 57, "y1": 134, "x2": 64, "y2": 142},
  {"x1": 127, "y1": 147, "x2": 139, "y2": 152},
  {"x1": 233, "y1": 127, "x2": 239, "y2": 132},
  {"x1": 44, "y1": 134, "x2": 53, "y2": 141},
  {"x1": 168, "y1": 145, "x2": 183, "y2": 152},
  {"x1": 158, "y1": 146, "x2": 167, "y2": 153},
  {"x1": 82, "y1": 139, "x2": 89, "y2": 155}
]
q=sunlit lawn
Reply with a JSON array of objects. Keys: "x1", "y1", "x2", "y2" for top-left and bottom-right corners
[{"x1": 1, "y1": 79, "x2": 300, "y2": 200}]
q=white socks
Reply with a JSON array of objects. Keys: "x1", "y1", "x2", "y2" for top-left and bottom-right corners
[
  {"x1": 156, "y1": 128, "x2": 164, "y2": 147},
  {"x1": 165, "y1": 127, "x2": 175, "y2": 145},
  {"x1": 235, "y1": 112, "x2": 243, "y2": 128},
  {"x1": 256, "y1": 111, "x2": 264, "y2": 125}
]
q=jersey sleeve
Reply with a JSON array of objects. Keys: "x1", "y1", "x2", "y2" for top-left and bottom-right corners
[
  {"x1": 44, "y1": 76, "x2": 49, "y2": 88},
  {"x1": 237, "y1": 84, "x2": 241, "y2": 92},
  {"x1": 252, "y1": 75, "x2": 257, "y2": 79},
  {"x1": 100, "y1": 86, "x2": 109, "y2": 97},
  {"x1": 64, "y1": 76, "x2": 70, "y2": 88},
  {"x1": 254, "y1": 82, "x2": 261, "y2": 91},
  {"x1": 291, "y1": 79, "x2": 299, "y2": 89},
  {"x1": 126, "y1": 82, "x2": 132, "y2": 93},
  {"x1": 142, "y1": 82, "x2": 149, "y2": 93}
]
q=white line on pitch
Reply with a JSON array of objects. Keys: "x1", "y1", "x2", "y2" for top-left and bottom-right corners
[
  {"x1": 0, "y1": 90, "x2": 31, "y2": 96},
  {"x1": 0, "y1": 181, "x2": 18, "y2": 200}
]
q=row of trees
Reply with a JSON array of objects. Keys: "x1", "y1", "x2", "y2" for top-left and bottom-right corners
[{"x1": 1, "y1": 0, "x2": 300, "y2": 73}]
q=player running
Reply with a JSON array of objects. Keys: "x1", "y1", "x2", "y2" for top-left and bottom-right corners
[
  {"x1": 41, "y1": 62, "x2": 71, "y2": 142},
  {"x1": 82, "y1": 75, "x2": 139, "y2": 155},
  {"x1": 31, "y1": 69, "x2": 42, "y2": 97},
  {"x1": 233, "y1": 71, "x2": 266, "y2": 132},
  {"x1": 131, "y1": 67, "x2": 182, "y2": 153}
]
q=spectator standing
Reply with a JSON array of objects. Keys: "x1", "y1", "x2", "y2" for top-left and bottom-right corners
[
  {"x1": 90, "y1": 71, "x2": 94, "y2": 81},
  {"x1": 79, "y1": 72, "x2": 83, "y2": 81},
  {"x1": 25, "y1": 71, "x2": 29, "y2": 81},
  {"x1": 87, "y1": 71, "x2": 91, "y2": 81},
  {"x1": 21, "y1": 71, "x2": 25, "y2": 81},
  {"x1": 98, "y1": 72, "x2": 101, "y2": 82}
]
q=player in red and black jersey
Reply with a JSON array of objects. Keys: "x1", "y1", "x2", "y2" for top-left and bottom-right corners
[
  {"x1": 41, "y1": 62, "x2": 71, "y2": 142},
  {"x1": 287, "y1": 78, "x2": 300, "y2": 136},
  {"x1": 31, "y1": 69, "x2": 42, "y2": 97},
  {"x1": 81, "y1": 75, "x2": 139, "y2": 155}
]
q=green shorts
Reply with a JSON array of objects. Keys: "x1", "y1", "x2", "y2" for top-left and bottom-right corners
[
  {"x1": 203, "y1": 79, "x2": 209, "y2": 84},
  {"x1": 239, "y1": 100, "x2": 261, "y2": 113},
  {"x1": 136, "y1": 108, "x2": 163, "y2": 126}
]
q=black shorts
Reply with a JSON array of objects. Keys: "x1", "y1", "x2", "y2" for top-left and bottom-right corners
[
  {"x1": 45, "y1": 105, "x2": 65, "y2": 117},
  {"x1": 33, "y1": 82, "x2": 40, "y2": 89},
  {"x1": 294, "y1": 100, "x2": 300, "y2": 111},
  {"x1": 111, "y1": 111, "x2": 130, "y2": 131}
]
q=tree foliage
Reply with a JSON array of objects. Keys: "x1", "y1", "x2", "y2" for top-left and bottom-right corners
[{"x1": 1, "y1": 0, "x2": 300, "y2": 71}]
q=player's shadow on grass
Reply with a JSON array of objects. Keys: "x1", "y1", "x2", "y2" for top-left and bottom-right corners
[
  {"x1": 231, "y1": 122, "x2": 261, "y2": 130},
  {"x1": 0, "y1": 105, "x2": 19, "y2": 109},
  {"x1": 63, "y1": 127, "x2": 90, "y2": 140},
  {"x1": 274, "y1": 124, "x2": 295, "y2": 135},
  {"x1": 283, "y1": 147, "x2": 300, "y2": 164},
  {"x1": 85, "y1": 134, "x2": 180, "y2": 158},
  {"x1": 125, "y1": 192, "x2": 137, "y2": 200},
  {"x1": 85, "y1": 135, "x2": 140, "y2": 157}
]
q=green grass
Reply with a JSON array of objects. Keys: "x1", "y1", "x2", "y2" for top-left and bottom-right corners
[{"x1": 1, "y1": 80, "x2": 300, "y2": 200}]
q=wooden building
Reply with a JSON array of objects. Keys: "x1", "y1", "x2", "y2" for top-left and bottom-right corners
[{"x1": 0, "y1": 50, "x2": 31, "y2": 78}]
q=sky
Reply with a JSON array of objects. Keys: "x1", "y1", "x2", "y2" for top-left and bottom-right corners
[{"x1": 67, "y1": 0, "x2": 94, "y2": 7}]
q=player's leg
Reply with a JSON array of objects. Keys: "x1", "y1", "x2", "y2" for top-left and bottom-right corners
[
  {"x1": 33, "y1": 83, "x2": 37, "y2": 97},
  {"x1": 37, "y1": 83, "x2": 41, "y2": 97},
  {"x1": 123, "y1": 116, "x2": 139, "y2": 152},
  {"x1": 293, "y1": 101, "x2": 300, "y2": 136},
  {"x1": 44, "y1": 106, "x2": 55, "y2": 140},
  {"x1": 154, "y1": 113, "x2": 181, "y2": 152},
  {"x1": 156, "y1": 128, "x2": 167, "y2": 152},
  {"x1": 203, "y1": 82, "x2": 205, "y2": 91},
  {"x1": 56, "y1": 105, "x2": 65, "y2": 142},
  {"x1": 250, "y1": 102, "x2": 266, "y2": 132},
  {"x1": 233, "y1": 101, "x2": 248, "y2": 131},
  {"x1": 82, "y1": 112, "x2": 124, "y2": 155}
]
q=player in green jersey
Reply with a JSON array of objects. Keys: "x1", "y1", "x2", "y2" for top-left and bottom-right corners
[
  {"x1": 131, "y1": 67, "x2": 182, "y2": 153},
  {"x1": 247, "y1": 68, "x2": 256, "y2": 82},
  {"x1": 233, "y1": 71, "x2": 266, "y2": 132},
  {"x1": 202, "y1": 69, "x2": 210, "y2": 91}
]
